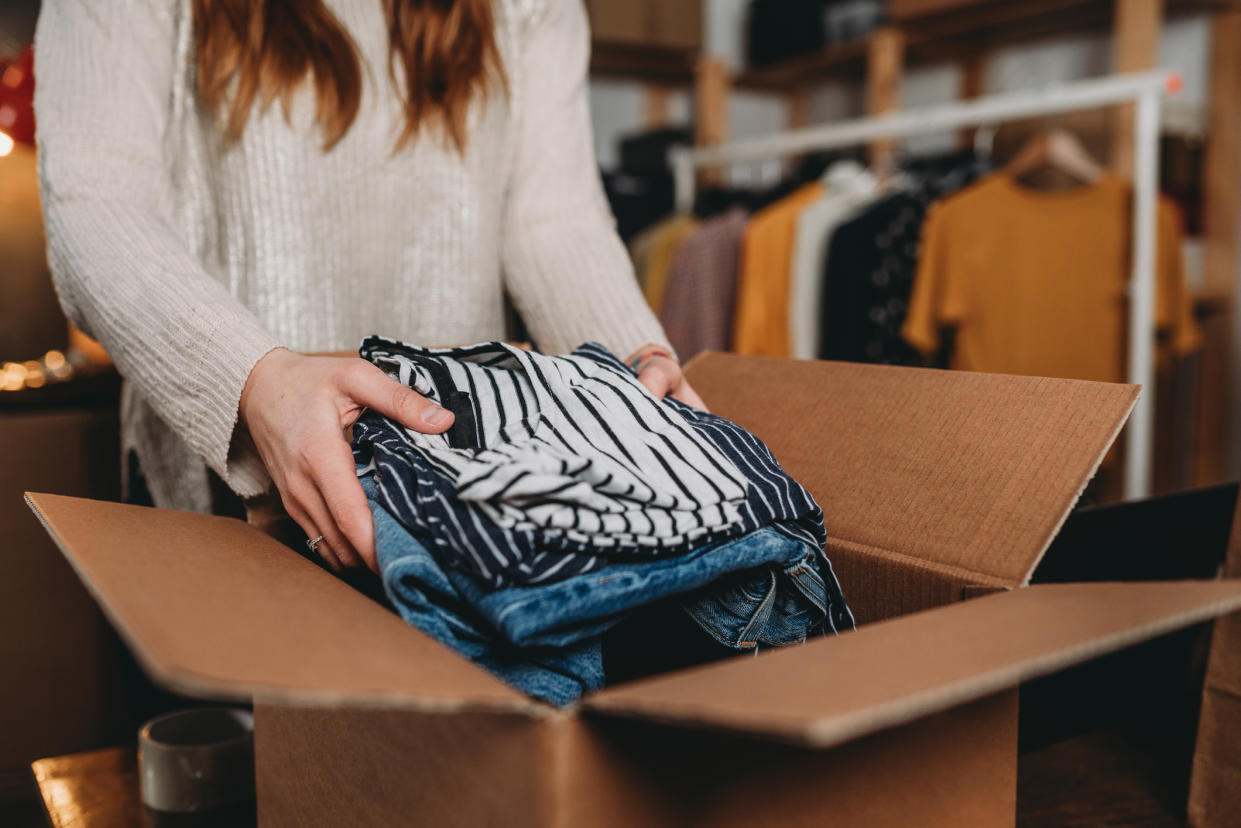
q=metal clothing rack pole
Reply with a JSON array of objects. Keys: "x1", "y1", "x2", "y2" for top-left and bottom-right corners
[{"x1": 671, "y1": 70, "x2": 1178, "y2": 500}]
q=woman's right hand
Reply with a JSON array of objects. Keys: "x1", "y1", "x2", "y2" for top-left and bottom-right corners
[{"x1": 239, "y1": 348, "x2": 454, "y2": 573}]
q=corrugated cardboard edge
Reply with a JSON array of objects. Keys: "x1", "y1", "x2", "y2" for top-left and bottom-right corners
[
  {"x1": 1009, "y1": 386, "x2": 1140, "y2": 587},
  {"x1": 587, "y1": 588, "x2": 1241, "y2": 750},
  {"x1": 1189, "y1": 490, "x2": 1241, "y2": 828},
  {"x1": 23, "y1": 493, "x2": 547, "y2": 719}
]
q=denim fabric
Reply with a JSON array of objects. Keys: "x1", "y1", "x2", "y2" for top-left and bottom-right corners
[
  {"x1": 364, "y1": 475, "x2": 838, "y2": 705},
  {"x1": 682, "y1": 547, "x2": 829, "y2": 648},
  {"x1": 368, "y1": 475, "x2": 601, "y2": 706},
  {"x1": 451, "y1": 525, "x2": 816, "y2": 650}
]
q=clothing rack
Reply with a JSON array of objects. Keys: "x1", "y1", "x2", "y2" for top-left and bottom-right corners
[{"x1": 671, "y1": 70, "x2": 1178, "y2": 501}]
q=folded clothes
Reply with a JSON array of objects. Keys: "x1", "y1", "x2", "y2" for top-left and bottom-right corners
[
  {"x1": 363, "y1": 474, "x2": 602, "y2": 706},
  {"x1": 351, "y1": 339, "x2": 854, "y2": 706},
  {"x1": 366, "y1": 475, "x2": 835, "y2": 705},
  {"x1": 352, "y1": 338, "x2": 751, "y2": 588}
]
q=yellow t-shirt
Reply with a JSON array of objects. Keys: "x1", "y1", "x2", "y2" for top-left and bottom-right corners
[
  {"x1": 733, "y1": 183, "x2": 825, "y2": 357},
  {"x1": 903, "y1": 172, "x2": 1201, "y2": 383}
]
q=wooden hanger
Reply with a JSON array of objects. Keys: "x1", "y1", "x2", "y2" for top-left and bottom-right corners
[{"x1": 1005, "y1": 127, "x2": 1104, "y2": 184}]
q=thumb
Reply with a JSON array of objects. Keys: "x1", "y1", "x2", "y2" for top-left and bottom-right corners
[
  {"x1": 637, "y1": 357, "x2": 681, "y2": 399},
  {"x1": 344, "y1": 361, "x2": 454, "y2": 433}
]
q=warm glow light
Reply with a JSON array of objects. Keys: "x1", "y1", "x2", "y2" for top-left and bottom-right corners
[
  {"x1": 0, "y1": 350, "x2": 89, "y2": 391},
  {"x1": 2, "y1": 362, "x2": 26, "y2": 391},
  {"x1": 22, "y1": 361, "x2": 45, "y2": 388},
  {"x1": 0, "y1": 131, "x2": 13, "y2": 158}
]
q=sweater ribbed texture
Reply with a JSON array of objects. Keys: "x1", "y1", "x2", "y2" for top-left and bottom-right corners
[{"x1": 34, "y1": 0, "x2": 670, "y2": 512}]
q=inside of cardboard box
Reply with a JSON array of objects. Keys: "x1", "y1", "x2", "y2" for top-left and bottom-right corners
[
  {"x1": 1018, "y1": 483, "x2": 1237, "y2": 823},
  {"x1": 682, "y1": 352, "x2": 1139, "y2": 625}
]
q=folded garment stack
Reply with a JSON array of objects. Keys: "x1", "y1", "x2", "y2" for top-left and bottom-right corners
[{"x1": 350, "y1": 337, "x2": 853, "y2": 705}]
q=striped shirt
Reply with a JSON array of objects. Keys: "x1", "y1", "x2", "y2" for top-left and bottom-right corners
[{"x1": 352, "y1": 338, "x2": 833, "y2": 593}]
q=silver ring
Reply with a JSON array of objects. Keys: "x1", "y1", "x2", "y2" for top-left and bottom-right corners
[{"x1": 306, "y1": 535, "x2": 325, "y2": 554}]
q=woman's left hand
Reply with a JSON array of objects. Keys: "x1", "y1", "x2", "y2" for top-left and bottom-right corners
[{"x1": 629, "y1": 348, "x2": 707, "y2": 411}]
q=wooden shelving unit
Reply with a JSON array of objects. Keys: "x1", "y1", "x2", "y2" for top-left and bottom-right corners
[
  {"x1": 590, "y1": 42, "x2": 697, "y2": 85},
  {"x1": 733, "y1": 41, "x2": 870, "y2": 92},
  {"x1": 589, "y1": 0, "x2": 1241, "y2": 490}
]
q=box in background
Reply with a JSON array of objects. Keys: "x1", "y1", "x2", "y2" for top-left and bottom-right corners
[
  {"x1": 1, "y1": 399, "x2": 128, "y2": 806},
  {"x1": 585, "y1": 0, "x2": 702, "y2": 52}
]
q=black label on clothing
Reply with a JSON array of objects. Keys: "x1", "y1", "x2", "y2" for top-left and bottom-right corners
[
  {"x1": 443, "y1": 390, "x2": 482, "y2": 449},
  {"x1": 405, "y1": 353, "x2": 484, "y2": 449}
]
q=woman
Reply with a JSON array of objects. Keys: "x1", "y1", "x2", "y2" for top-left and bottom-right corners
[{"x1": 35, "y1": 0, "x2": 702, "y2": 573}]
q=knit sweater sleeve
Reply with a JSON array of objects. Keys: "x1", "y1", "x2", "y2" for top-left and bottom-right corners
[
  {"x1": 500, "y1": 0, "x2": 675, "y2": 361},
  {"x1": 34, "y1": 0, "x2": 282, "y2": 498}
]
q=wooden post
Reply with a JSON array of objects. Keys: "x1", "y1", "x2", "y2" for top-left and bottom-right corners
[
  {"x1": 957, "y1": 52, "x2": 987, "y2": 149},
  {"x1": 786, "y1": 88, "x2": 812, "y2": 130},
  {"x1": 1203, "y1": 11, "x2": 1241, "y2": 299},
  {"x1": 1195, "y1": 10, "x2": 1241, "y2": 486},
  {"x1": 1111, "y1": 0, "x2": 1162, "y2": 173},
  {"x1": 780, "y1": 87, "x2": 813, "y2": 176},
  {"x1": 866, "y1": 27, "x2": 904, "y2": 164},
  {"x1": 642, "y1": 84, "x2": 672, "y2": 129},
  {"x1": 694, "y1": 57, "x2": 729, "y2": 186}
]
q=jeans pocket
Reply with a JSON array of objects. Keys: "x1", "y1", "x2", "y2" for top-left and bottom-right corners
[
  {"x1": 682, "y1": 568, "x2": 779, "y2": 649},
  {"x1": 784, "y1": 553, "x2": 828, "y2": 609},
  {"x1": 752, "y1": 553, "x2": 829, "y2": 646}
]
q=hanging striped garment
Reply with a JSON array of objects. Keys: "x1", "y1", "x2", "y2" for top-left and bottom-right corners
[{"x1": 351, "y1": 338, "x2": 830, "y2": 591}]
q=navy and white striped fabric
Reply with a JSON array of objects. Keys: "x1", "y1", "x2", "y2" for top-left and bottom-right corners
[{"x1": 351, "y1": 338, "x2": 838, "y2": 601}]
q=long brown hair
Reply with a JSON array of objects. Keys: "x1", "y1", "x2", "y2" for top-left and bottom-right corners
[{"x1": 192, "y1": 0, "x2": 506, "y2": 153}]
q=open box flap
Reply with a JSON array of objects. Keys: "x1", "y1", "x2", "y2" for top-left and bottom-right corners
[
  {"x1": 584, "y1": 580, "x2": 1241, "y2": 748},
  {"x1": 24, "y1": 493, "x2": 542, "y2": 715},
  {"x1": 684, "y1": 353, "x2": 1138, "y2": 587}
]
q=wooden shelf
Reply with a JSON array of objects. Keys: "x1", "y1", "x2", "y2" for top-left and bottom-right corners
[
  {"x1": 588, "y1": 0, "x2": 1239, "y2": 493},
  {"x1": 590, "y1": 41, "x2": 697, "y2": 85},
  {"x1": 726, "y1": 0, "x2": 1241, "y2": 93},
  {"x1": 733, "y1": 40, "x2": 869, "y2": 92},
  {"x1": 899, "y1": 0, "x2": 1238, "y2": 61}
]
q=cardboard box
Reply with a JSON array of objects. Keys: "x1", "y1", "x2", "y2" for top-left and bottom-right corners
[
  {"x1": 649, "y1": 1, "x2": 702, "y2": 52},
  {"x1": 584, "y1": 0, "x2": 647, "y2": 46},
  {"x1": 1190, "y1": 488, "x2": 1241, "y2": 827},
  {"x1": 585, "y1": 0, "x2": 702, "y2": 51},
  {"x1": 24, "y1": 353, "x2": 1241, "y2": 826},
  {"x1": 1, "y1": 402, "x2": 126, "y2": 802}
]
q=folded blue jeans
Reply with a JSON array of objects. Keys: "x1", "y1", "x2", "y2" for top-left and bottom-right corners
[
  {"x1": 366, "y1": 475, "x2": 599, "y2": 706},
  {"x1": 365, "y1": 474, "x2": 836, "y2": 706}
]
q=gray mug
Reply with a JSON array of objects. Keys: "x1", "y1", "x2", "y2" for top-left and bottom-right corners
[{"x1": 138, "y1": 707, "x2": 256, "y2": 813}]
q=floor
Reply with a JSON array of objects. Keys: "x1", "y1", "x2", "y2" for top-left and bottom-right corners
[{"x1": 1018, "y1": 728, "x2": 1188, "y2": 828}]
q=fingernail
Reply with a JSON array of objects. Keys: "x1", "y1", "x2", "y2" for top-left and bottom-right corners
[{"x1": 422, "y1": 405, "x2": 453, "y2": 427}]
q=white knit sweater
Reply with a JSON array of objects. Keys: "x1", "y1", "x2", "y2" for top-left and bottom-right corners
[{"x1": 34, "y1": 0, "x2": 672, "y2": 513}]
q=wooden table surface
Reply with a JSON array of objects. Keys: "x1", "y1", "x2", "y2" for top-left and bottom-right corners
[{"x1": 31, "y1": 746, "x2": 255, "y2": 828}]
